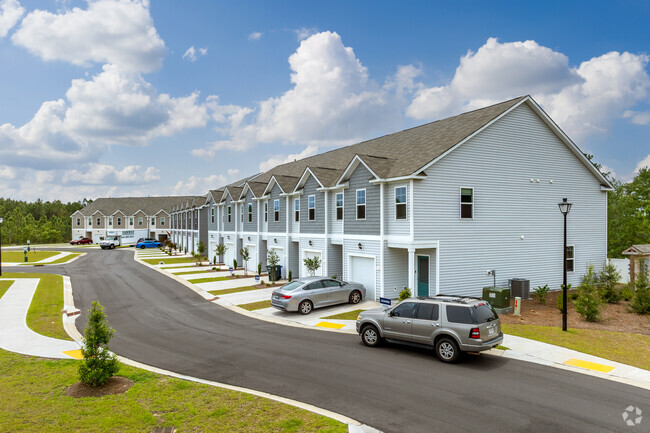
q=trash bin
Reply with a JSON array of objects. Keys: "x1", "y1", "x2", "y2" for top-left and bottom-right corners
[
  {"x1": 482, "y1": 287, "x2": 511, "y2": 309},
  {"x1": 510, "y1": 278, "x2": 530, "y2": 299},
  {"x1": 266, "y1": 265, "x2": 283, "y2": 281}
]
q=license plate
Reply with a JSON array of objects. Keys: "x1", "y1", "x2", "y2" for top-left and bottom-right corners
[
  {"x1": 273, "y1": 295, "x2": 279, "y2": 300},
  {"x1": 488, "y1": 327, "x2": 496, "y2": 336}
]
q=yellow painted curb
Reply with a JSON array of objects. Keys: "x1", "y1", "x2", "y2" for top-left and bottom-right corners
[
  {"x1": 315, "y1": 321, "x2": 345, "y2": 330},
  {"x1": 62, "y1": 349, "x2": 83, "y2": 359},
  {"x1": 564, "y1": 358, "x2": 615, "y2": 373}
]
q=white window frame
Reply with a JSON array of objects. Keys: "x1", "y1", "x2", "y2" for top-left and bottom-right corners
[
  {"x1": 108, "y1": 217, "x2": 113, "y2": 226},
  {"x1": 160, "y1": 217, "x2": 165, "y2": 226},
  {"x1": 356, "y1": 189, "x2": 366, "y2": 220},
  {"x1": 248, "y1": 203, "x2": 253, "y2": 223},
  {"x1": 96, "y1": 217, "x2": 101, "y2": 226},
  {"x1": 138, "y1": 217, "x2": 143, "y2": 226},
  {"x1": 151, "y1": 217, "x2": 155, "y2": 226},
  {"x1": 395, "y1": 186, "x2": 407, "y2": 220},
  {"x1": 240, "y1": 204, "x2": 244, "y2": 223},
  {"x1": 88, "y1": 217, "x2": 92, "y2": 226},
  {"x1": 211, "y1": 207, "x2": 215, "y2": 224},
  {"x1": 460, "y1": 187, "x2": 474, "y2": 220},
  {"x1": 117, "y1": 217, "x2": 122, "y2": 226},
  {"x1": 227, "y1": 205, "x2": 232, "y2": 223},
  {"x1": 76, "y1": 218, "x2": 81, "y2": 226},
  {"x1": 308, "y1": 195, "x2": 315, "y2": 221},
  {"x1": 130, "y1": 217, "x2": 134, "y2": 226},
  {"x1": 274, "y1": 199, "x2": 280, "y2": 222},
  {"x1": 336, "y1": 192, "x2": 344, "y2": 221},
  {"x1": 294, "y1": 198, "x2": 300, "y2": 222},
  {"x1": 264, "y1": 202, "x2": 268, "y2": 223},
  {"x1": 566, "y1": 245, "x2": 575, "y2": 273}
]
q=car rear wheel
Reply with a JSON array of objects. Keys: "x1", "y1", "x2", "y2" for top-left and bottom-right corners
[
  {"x1": 298, "y1": 300, "x2": 313, "y2": 315},
  {"x1": 436, "y1": 337, "x2": 460, "y2": 363},
  {"x1": 361, "y1": 325, "x2": 382, "y2": 347},
  {"x1": 349, "y1": 290, "x2": 362, "y2": 304},
  {"x1": 111, "y1": 244, "x2": 115, "y2": 249},
  {"x1": 140, "y1": 245, "x2": 145, "y2": 249}
]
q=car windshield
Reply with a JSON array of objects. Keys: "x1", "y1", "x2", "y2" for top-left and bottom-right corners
[
  {"x1": 473, "y1": 303, "x2": 498, "y2": 323},
  {"x1": 280, "y1": 281, "x2": 304, "y2": 291}
]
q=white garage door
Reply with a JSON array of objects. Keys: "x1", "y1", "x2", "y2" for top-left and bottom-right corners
[
  {"x1": 245, "y1": 245, "x2": 257, "y2": 273},
  {"x1": 349, "y1": 255, "x2": 376, "y2": 300},
  {"x1": 302, "y1": 250, "x2": 323, "y2": 277},
  {"x1": 224, "y1": 242, "x2": 235, "y2": 268},
  {"x1": 269, "y1": 246, "x2": 285, "y2": 278}
]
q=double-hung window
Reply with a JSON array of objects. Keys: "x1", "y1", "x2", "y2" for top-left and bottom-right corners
[
  {"x1": 117, "y1": 217, "x2": 121, "y2": 226},
  {"x1": 274, "y1": 199, "x2": 280, "y2": 222},
  {"x1": 241, "y1": 205, "x2": 244, "y2": 223},
  {"x1": 151, "y1": 217, "x2": 155, "y2": 226},
  {"x1": 308, "y1": 195, "x2": 315, "y2": 221},
  {"x1": 294, "y1": 198, "x2": 300, "y2": 222},
  {"x1": 264, "y1": 202, "x2": 268, "y2": 222},
  {"x1": 211, "y1": 207, "x2": 215, "y2": 223},
  {"x1": 88, "y1": 217, "x2": 92, "y2": 226},
  {"x1": 566, "y1": 246, "x2": 575, "y2": 272},
  {"x1": 160, "y1": 217, "x2": 165, "y2": 226},
  {"x1": 248, "y1": 203, "x2": 253, "y2": 223},
  {"x1": 138, "y1": 217, "x2": 143, "y2": 226},
  {"x1": 76, "y1": 218, "x2": 81, "y2": 226},
  {"x1": 356, "y1": 189, "x2": 366, "y2": 220},
  {"x1": 460, "y1": 188, "x2": 473, "y2": 219},
  {"x1": 227, "y1": 205, "x2": 232, "y2": 223},
  {"x1": 395, "y1": 186, "x2": 407, "y2": 220},
  {"x1": 129, "y1": 217, "x2": 134, "y2": 226},
  {"x1": 96, "y1": 217, "x2": 101, "y2": 226},
  {"x1": 336, "y1": 192, "x2": 343, "y2": 220}
]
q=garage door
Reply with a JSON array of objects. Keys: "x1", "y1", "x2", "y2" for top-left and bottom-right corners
[
  {"x1": 245, "y1": 245, "x2": 257, "y2": 273},
  {"x1": 349, "y1": 255, "x2": 376, "y2": 300},
  {"x1": 302, "y1": 250, "x2": 323, "y2": 277},
  {"x1": 224, "y1": 242, "x2": 235, "y2": 268}
]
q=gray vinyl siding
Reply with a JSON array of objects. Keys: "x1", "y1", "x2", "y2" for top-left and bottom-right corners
[
  {"x1": 288, "y1": 241, "x2": 300, "y2": 280},
  {"x1": 412, "y1": 103, "x2": 607, "y2": 296},
  {"x1": 300, "y1": 176, "x2": 324, "y2": 234},
  {"x1": 329, "y1": 190, "x2": 343, "y2": 234},
  {"x1": 327, "y1": 243, "x2": 343, "y2": 278},
  {"x1": 268, "y1": 184, "x2": 286, "y2": 233},
  {"x1": 243, "y1": 190, "x2": 257, "y2": 232},
  {"x1": 289, "y1": 196, "x2": 299, "y2": 233},
  {"x1": 343, "y1": 239, "x2": 380, "y2": 299},
  {"x1": 223, "y1": 197, "x2": 235, "y2": 232},
  {"x1": 385, "y1": 183, "x2": 410, "y2": 236},
  {"x1": 199, "y1": 207, "x2": 208, "y2": 248},
  {"x1": 383, "y1": 247, "x2": 408, "y2": 299},
  {"x1": 207, "y1": 199, "x2": 218, "y2": 232},
  {"x1": 344, "y1": 164, "x2": 380, "y2": 235}
]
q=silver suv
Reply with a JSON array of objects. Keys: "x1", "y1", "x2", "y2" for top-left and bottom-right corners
[{"x1": 356, "y1": 295, "x2": 503, "y2": 363}]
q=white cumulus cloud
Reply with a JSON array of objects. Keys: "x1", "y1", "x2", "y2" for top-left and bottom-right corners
[
  {"x1": 62, "y1": 163, "x2": 160, "y2": 185},
  {"x1": 182, "y1": 45, "x2": 207, "y2": 62},
  {"x1": 12, "y1": 0, "x2": 165, "y2": 72},
  {"x1": 0, "y1": 165, "x2": 16, "y2": 179},
  {"x1": 0, "y1": 0, "x2": 24, "y2": 38},
  {"x1": 172, "y1": 174, "x2": 229, "y2": 195},
  {"x1": 635, "y1": 154, "x2": 650, "y2": 173},
  {"x1": 258, "y1": 145, "x2": 318, "y2": 172},
  {"x1": 623, "y1": 109, "x2": 650, "y2": 125},
  {"x1": 248, "y1": 31, "x2": 262, "y2": 41}
]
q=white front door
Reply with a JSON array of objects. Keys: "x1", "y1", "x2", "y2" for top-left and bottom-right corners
[
  {"x1": 349, "y1": 255, "x2": 376, "y2": 300},
  {"x1": 224, "y1": 242, "x2": 235, "y2": 268},
  {"x1": 269, "y1": 246, "x2": 285, "y2": 278},
  {"x1": 302, "y1": 250, "x2": 323, "y2": 277},
  {"x1": 245, "y1": 244, "x2": 257, "y2": 273}
]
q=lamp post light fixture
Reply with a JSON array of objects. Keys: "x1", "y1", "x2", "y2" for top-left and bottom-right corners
[{"x1": 557, "y1": 198, "x2": 572, "y2": 331}]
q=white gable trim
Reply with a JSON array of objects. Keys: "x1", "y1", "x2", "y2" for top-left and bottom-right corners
[
  {"x1": 335, "y1": 155, "x2": 380, "y2": 186},
  {"x1": 262, "y1": 176, "x2": 285, "y2": 196},
  {"x1": 294, "y1": 167, "x2": 324, "y2": 192}
]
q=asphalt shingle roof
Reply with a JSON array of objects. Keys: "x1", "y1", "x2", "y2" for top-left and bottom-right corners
[{"x1": 78, "y1": 196, "x2": 202, "y2": 217}]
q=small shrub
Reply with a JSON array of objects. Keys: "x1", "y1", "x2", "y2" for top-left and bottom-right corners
[
  {"x1": 79, "y1": 301, "x2": 120, "y2": 387},
  {"x1": 598, "y1": 261, "x2": 621, "y2": 303},
  {"x1": 331, "y1": 275, "x2": 338, "y2": 280},
  {"x1": 629, "y1": 270, "x2": 650, "y2": 314},
  {"x1": 212, "y1": 267, "x2": 217, "y2": 271},
  {"x1": 620, "y1": 285, "x2": 634, "y2": 301},
  {"x1": 556, "y1": 285, "x2": 572, "y2": 312},
  {"x1": 574, "y1": 265, "x2": 602, "y2": 322},
  {"x1": 233, "y1": 259, "x2": 237, "y2": 269},
  {"x1": 260, "y1": 280, "x2": 265, "y2": 285},
  {"x1": 257, "y1": 262, "x2": 262, "y2": 276},
  {"x1": 532, "y1": 284, "x2": 550, "y2": 304},
  {"x1": 556, "y1": 291, "x2": 564, "y2": 312},
  {"x1": 398, "y1": 287, "x2": 411, "y2": 302},
  {"x1": 213, "y1": 255, "x2": 217, "y2": 265}
]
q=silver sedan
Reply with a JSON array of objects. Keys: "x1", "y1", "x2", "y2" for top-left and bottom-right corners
[{"x1": 271, "y1": 277, "x2": 366, "y2": 315}]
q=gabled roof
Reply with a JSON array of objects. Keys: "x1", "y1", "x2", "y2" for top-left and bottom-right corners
[
  {"x1": 76, "y1": 196, "x2": 200, "y2": 217},
  {"x1": 622, "y1": 245, "x2": 650, "y2": 255}
]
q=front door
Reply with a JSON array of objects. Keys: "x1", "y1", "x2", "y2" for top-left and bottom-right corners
[{"x1": 417, "y1": 256, "x2": 429, "y2": 297}]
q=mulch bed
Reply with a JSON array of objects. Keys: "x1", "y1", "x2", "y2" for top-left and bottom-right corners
[
  {"x1": 500, "y1": 290, "x2": 650, "y2": 335},
  {"x1": 65, "y1": 376, "x2": 134, "y2": 398},
  {"x1": 252, "y1": 283, "x2": 281, "y2": 289}
]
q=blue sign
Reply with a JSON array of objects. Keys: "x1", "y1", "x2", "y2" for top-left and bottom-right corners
[
  {"x1": 379, "y1": 297, "x2": 392, "y2": 306},
  {"x1": 255, "y1": 275, "x2": 260, "y2": 282},
  {"x1": 228, "y1": 267, "x2": 233, "y2": 272}
]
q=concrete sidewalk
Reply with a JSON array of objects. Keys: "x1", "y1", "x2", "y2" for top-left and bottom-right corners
[{"x1": 0, "y1": 278, "x2": 80, "y2": 359}]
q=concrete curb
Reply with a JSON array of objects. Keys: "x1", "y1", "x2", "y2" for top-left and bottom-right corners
[
  {"x1": 3, "y1": 251, "x2": 86, "y2": 268},
  {"x1": 67, "y1": 252, "x2": 380, "y2": 433}
]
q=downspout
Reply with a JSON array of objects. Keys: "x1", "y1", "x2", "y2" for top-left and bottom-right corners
[{"x1": 379, "y1": 182, "x2": 385, "y2": 299}]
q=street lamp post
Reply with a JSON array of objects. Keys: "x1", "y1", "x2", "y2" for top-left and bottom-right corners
[
  {"x1": 557, "y1": 198, "x2": 572, "y2": 331},
  {"x1": 0, "y1": 217, "x2": 3, "y2": 277}
]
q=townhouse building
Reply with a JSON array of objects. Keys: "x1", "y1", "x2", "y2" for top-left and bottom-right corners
[
  {"x1": 72, "y1": 196, "x2": 197, "y2": 244},
  {"x1": 168, "y1": 96, "x2": 612, "y2": 300}
]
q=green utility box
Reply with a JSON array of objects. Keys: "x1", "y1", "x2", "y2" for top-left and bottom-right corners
[{"x1": 482, "y1": 287, "x2": 511, "y2": 309}]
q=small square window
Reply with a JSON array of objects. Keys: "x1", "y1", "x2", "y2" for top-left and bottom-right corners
[
  {"x1": 395, "y1": 186, "x2": 407, "y2": 220},
  {"x1": 460, "y1": 188, "x2": 473, "y2": 219},
  {"x1": 336, "y1": 193, "x2": 343, "y2": 220},
  {"x1": 356, "y1": 189, "x2": 366, "y2": 220}
]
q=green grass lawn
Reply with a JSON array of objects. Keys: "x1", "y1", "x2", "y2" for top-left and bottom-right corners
[
  {"x1": 322, "y1": 309, "x2": 365, "y2": 320},
  {"x1": 2, "y1": 273, "x2": 70, "y2": 341},
  {"x1": 172, "y1": 269, "x2": 216, "y2": 276},
  {"x1": 2, "y1": 251, "x2": 59, "y2": 262},
  {"x1": 501, "y1": 324, "x2": 650, "y2": 371},
  {"x1": 0, "y1": 349, "x2": 346, "y2": 433},
  {"x1": 142, "y1": 257, "x2": 197, "y2": 265},
  {"x1": 208, "y1": 286, "x2": 261, "y2": 296},
  {"x1": 43, "y1": 253, "x2": 82, "y2": 265},
  {"x1": 238, "y1": 300, "x2": 272, "y2": 311},
  {"x1": 188, "y1": 276, "x2": 230, "y2": 284},
  {"x1": 0, "y1": 280, "x2": 14, "y2": 299}
]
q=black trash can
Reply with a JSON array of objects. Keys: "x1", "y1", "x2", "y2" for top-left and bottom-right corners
[{"x1": 510, "y1": 278, "x2": 530, "y2": 299}]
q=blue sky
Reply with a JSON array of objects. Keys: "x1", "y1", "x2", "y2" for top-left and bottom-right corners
[{"x1": 0, "y1": 0, "x2": 649, "y2": 201}]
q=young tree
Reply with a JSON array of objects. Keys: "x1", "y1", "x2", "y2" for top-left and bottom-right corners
[
  {"x1": 267, "y1": 249, "x2": 280, "y2": 283},
  {"x1": 240, "y1": 247, "x2": 250, "y2": 276},
  {"x1": 598, "y1": 260, "x2": 622, "y2": 303},
  {"x1": 214, "y1": 243, "x2": 227, "y2": 264},
  {"x1": 197, "y1": 241, "x2": 206, "y2": 259},
  {"x1": 303, "y1": 256, "x2": 322, "y2": 277},
  {"x1": 79, "y1": 301, "x2": 120, "y2": 387}
]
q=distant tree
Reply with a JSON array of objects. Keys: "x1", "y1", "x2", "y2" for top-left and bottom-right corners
[{"x1": 608, "y1": 168, "x2": 650, "y2": 257}]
